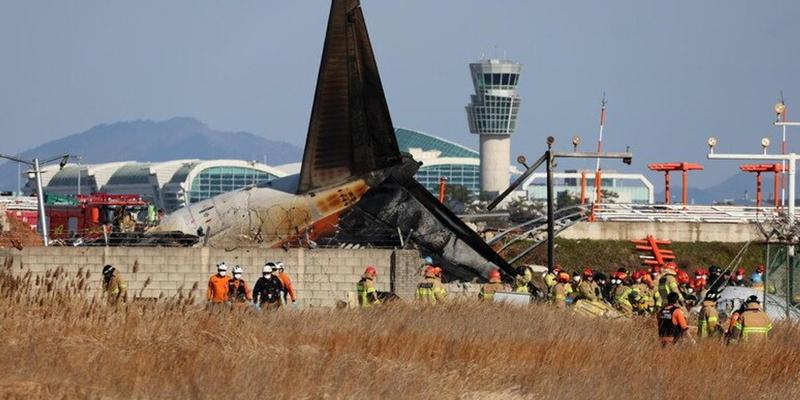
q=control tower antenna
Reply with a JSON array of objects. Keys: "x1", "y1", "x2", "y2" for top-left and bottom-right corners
[{"x1": 595, "y1": 92, "x2": 608, "y2": 171}]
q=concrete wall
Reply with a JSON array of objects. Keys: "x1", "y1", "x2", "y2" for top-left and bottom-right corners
[
  {"x1": 560, "y1": 221, "x2": 761, "y2": 243},
  {"x1": 0, "y1": 247, "x2": 423, "y2": 307}
]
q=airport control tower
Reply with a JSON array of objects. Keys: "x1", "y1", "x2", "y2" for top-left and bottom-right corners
[{"x1": 466, "y1": 59, "x2": 522, "y2": 195}]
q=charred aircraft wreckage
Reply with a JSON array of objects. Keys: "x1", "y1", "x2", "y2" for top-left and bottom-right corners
[{"x1": 152, "y1": 0, "x2": 514, "y2": 281}]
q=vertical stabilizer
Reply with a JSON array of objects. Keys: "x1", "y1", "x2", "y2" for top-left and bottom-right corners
[{"x1": 297, "y1": 0, "x2": 401, "y2": 193}]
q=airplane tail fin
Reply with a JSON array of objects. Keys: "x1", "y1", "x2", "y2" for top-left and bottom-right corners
[{"x1": 297, "y1": 0, "x2": 402, "y2": 194}]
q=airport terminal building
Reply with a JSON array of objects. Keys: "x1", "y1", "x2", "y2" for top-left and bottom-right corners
[{"x1": 30, "y1": 160, "x2": 289, "y2": 212}]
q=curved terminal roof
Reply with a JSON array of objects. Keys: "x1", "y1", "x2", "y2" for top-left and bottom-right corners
[{"x1": 395, "y1": 127, "x2": 478, "y2": 159}]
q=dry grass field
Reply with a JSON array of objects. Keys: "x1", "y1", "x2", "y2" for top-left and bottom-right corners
[{"x1": 1, "y1": 266, "x2": 799, "y2": 399}]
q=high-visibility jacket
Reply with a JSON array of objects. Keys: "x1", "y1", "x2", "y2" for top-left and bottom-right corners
[
  {"x1": 416, "y1": 276, "x2": 447, "y2": 304},
  {"x1": 631, "y1": 283, "x2": 654, "y2": 312},
  {"x1": 698, "y1": 301, "x2": 719, "y2": 338},
  {"x1": 513, "y1": 274, "x2": 530, "y2": 293},
  {"x1": 658, "y1": 272, "x2": 683, "y2": 304},
  {"x1": 544, "y1": 273, "x2": 557, "y2": 291},
  {"x1": 613, "y1": 285, "x2": 639, "y2": 315},
  {"x1": 356, "y1": 275, "x2": 380, "y2": 308},
  {"x1": 207, "y1": 274, "x2": 231, "y2": 303},
  {"x1": 480, "y1": 281, "x2": 505, "y2": 301},
  {"x1": 103, "y1": 272, "x2": 128, "y2": 305},
  {"x1": 551, "y1": 283, "x2": 568, "y2": 309},
  {"x1": 735, "y1": 303, "x2": 772, "y2": 341},
  {"x1": 576, "y1": 280, "x2": 599, "y2": 301}
]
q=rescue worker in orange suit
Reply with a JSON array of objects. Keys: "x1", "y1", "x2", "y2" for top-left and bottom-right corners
[
  {"x1": 734, "y1": 295, "x2": 772, "y2": 342},
  {"x1": 550, "y1": 272, "x2": 571, "y2": 309},
  {"x1": 416, "y1": 265, "x2": 447, "y2": 304},
  {"x1": 657, "y1": 292, "x2": 689, "y2": 346},
  {"x1": 276, "y1": 261, "x2": 297, "y2": 306},
  {"x1": 253, "y1": 263, "x2": 285, "y2": 309},
  {"x1": 227, "y1": 265, "x2": 252, "y2": 304},
  {"x1": 356, "y1": 266, "x2": 380, "y2": 308},
  {"x1": 698, "y1": 298, "x2": 720, "y2": 338},
  {"x1": 576, "y1": 268, "x2": 600, "y2": 302},
  {"x1": 479, "y1": 269, "x2": 506, "y2": 301},
  {"x1": 102, "y1": 265, "x2": 128, "y2": 306},
  {"x1": 207, "y1": 262, "x2": 231, "y2": 305}
]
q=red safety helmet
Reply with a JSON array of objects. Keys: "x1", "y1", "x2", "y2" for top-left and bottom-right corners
[
  {"x1": 433, "y1": 267, "x2": 443, "y2": 277},
  {"x1": 553, "y1": 264, "x2": 563, "y2": 274},
  {"x1": 694, "y1": 268, "x2": 708, "y2": 278},
  {"x1": 677, "y1": 269, "x2": 691, "y2": 285},
  {"x1": 650, "y1": 265, "x2": 661, "y2": 274},
  {"x1": 583, "y1": 268, "x2": 594, "y2": 278},
  {"x1": 664, "y1": 262, "x2": 677, "y2": 271},
  {"x1": 692, "y1": 277, "x2": 706, "y2": 290},
  {"x1": 757, "y1": 265, "x2": 766, "y2": 273},
  {"x1": 488, "y1": 269, "x2": 501, "y2": 281},
  {"x1": 424, "y1": 266, "x2": 436, "y2": 277},
  {"x1": 557, "y1": 272, "x2": 571, "y2": 283},
  {"x1": 632, "y1": 271, "x2": 645, "y2": 281},
  {"x1": 617, "y1": 271, "x2": 628, "y2": 281},
  {"x1": 365, "y1": 266, "x2": 377, "y2": 276}
]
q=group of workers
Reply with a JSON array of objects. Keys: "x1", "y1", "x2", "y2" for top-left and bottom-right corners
[
  {"x1": 100, "y1": 255, "x2": 774, "y2": 345},
  {"x1": 206, "y1": 261, "x2": 298, "y2": 308},
  {"x1": 539, "y1": 262, "x2": 773, "y2": 345}
]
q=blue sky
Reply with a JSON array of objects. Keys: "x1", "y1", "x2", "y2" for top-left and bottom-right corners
[{"x1": 1, "y1": 0, "x2": 798, "y2": 187}]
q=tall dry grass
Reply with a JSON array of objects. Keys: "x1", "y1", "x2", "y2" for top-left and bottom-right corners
[{"x1": 1, "y1": 264, "x2": 799, "y2": 399}]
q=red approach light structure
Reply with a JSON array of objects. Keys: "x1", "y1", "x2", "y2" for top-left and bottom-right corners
[
  {"x1": 631, "y1": 235, "x2": 675, "y2": 266},
  {"x1": 438, "y1": 177, "x2": 448, "y2": 203},
  {"x1": 739, "y1": 163, "x2": 783, "y2": 208},
  {"x1": 647, "y1": 162, "x2": 704, "y2": 206}
]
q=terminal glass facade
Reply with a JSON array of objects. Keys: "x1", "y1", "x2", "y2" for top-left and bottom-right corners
[
  {"x1": 187, "y1": 167, "x2": 278, "y2": 204},
  {"x1": 415, "y1": 164, "x2": 480, "y2": 194}
]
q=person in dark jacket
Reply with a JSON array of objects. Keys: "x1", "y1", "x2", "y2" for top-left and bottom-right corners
[{"x1": 253, "y1": 262, "x2": 285, "y2": 309}]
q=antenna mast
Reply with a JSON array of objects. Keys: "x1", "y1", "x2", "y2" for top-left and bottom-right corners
[{"x1": 595, "y1": 92, "x2": 607, "y2": 171}]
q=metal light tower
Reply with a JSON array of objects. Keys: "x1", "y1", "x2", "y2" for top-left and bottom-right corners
[{"x1": 0, "y1": 152, "x2": 69, "y2": 246}]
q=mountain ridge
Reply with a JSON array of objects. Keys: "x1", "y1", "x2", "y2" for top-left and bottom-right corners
[{"x1": 0, "y1": 117, "x2": 303, "y2": 191}]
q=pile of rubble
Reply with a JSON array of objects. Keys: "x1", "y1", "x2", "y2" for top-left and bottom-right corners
[{"x1": 0, "y1": 213, "x2": 43, "y2": 248}]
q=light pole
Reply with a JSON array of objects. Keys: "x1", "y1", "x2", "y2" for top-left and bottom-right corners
[
  {"x1": 74, "y1": 155, "x2": 83, "y2": 195},
  {"x1": 706, "y1": 137, "x2": 796, "y2": 316},
  {"x1": 488, "y1": 136, "x2": 633, "y2": 272},
  {"x1": 0, "y1": 153, "x2": 69, "y2": 246}
]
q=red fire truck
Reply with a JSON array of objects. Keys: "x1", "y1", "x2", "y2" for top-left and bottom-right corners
[{"x1": 46, "y1": 193, "x2": 151, "y2": 241}]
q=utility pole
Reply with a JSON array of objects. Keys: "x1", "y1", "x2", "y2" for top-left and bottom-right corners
[
  {"x1": 0, "y1": 153, "x2": 70, "y2": 247},
  {"x1": 489, "y1": 136, "x2": 632, "y2": 272}
]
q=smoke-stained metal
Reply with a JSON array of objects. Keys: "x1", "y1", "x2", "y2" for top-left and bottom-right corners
[{"x1": 297, "y1": 0, "x2": 401, "y2": 194}]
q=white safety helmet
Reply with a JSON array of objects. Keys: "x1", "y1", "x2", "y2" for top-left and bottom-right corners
[
  {"x1": 233, "y1": 266, "x2": 243, "y2": 275},
  {"x1": 277, "y1": 261, "x2": 285, "y2": 271},
  {"x1": 263, "y1": 262, "x2": 276, "y2": 275},
  {"x1": 217, "y1": 262, "x2": 227, "y2": 271}
]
